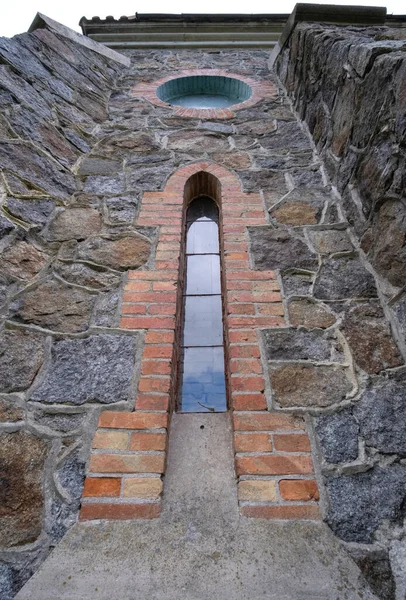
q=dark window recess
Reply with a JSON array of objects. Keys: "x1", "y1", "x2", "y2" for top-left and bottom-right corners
[{"x1": 179, "y1": 197, "x2": 227, "y2": 413}]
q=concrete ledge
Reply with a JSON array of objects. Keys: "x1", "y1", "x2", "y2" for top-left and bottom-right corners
[
  {"x1": 270, "y1": 2, "x2": 387, "y2": 66},
  {"x1": 28, "y1": 13, "x2": 130, "y2": 67}
]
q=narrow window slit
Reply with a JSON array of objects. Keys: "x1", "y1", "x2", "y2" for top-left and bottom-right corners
[{"x1": 178, "y1": 196, "x2": 227, "y2": 413}]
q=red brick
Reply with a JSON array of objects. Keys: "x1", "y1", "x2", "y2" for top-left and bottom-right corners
[
  {"x1": 121, "y1": 303, "x2": 147, "y2": 315},
  {"x1": 233, "y1": 412, "x2": 306, "y2": 432},
  {"x1": 82, "y1": 477, "x2": 121, "y2": 497},
  {"x1": 226, "y1": 281, "x2": 252, "y2": 291},
  {"x1": 143, "y1": 345, "x2": 173, "y2": 358},
  {"x1": 142, "y1": 360, "x2": 171, "y2": 376},
  {"x1": 138, "y1": 377, "x2": 170, "y2": 393},
  {"x1": 128, "y1": 271, "x2": 177, "y2": 281},
  {"x1": 98, "y1": 411, "x2": 168, "y2": 430},
  {"x1": 123, "y1": 292, "x2": 176, "y2": 303},
  {"x1": 232, "y1": 392, "x2": 267, "y2": 410},
  {"x1": 230, "y1": 359, "x2": 263, "y2": 374},
  {"x1": 279, "y1": 479, "x2": 319, "y2": 501},
  {"x1": 240, "y1": 505, "x2": 320, "y2": 520},
  {"x1": 156, "y1": 261, "x2": 179, "y2": 270},
  {"x1": 120, "y1": 317, "x2": 175, "y2": 330},
  {"x1": 227, "y1": 271, "x2": 276, "y2": 281},
  {"x1": 80, "y1": 502, "x2": 161, "y2": 521},
  {"x1": 124, "y1": 281, "x2": 151, "y2": 292},
  {"x1": 230, "y1": 376, "x2": 265, "y2": 392},
  {"x1": 256, "y1": 304, "x2": 284, "y2": 316},
  {"x1": 130, "y1": 432, "x2": 166, "y2": 451},
  {"x1": 92, "y1": 431, "x2": 129, "y2": 450},
  {"x1": 253, "y1": 281, "x2": 280, "y2": 292},
  {"x1": 145, "y1": 331, "x2": 174, "y2": 344},
  {"x1": 229, "y1": 330, "x2": 257, "y2": 343},
  {"x1": 236, "y1": 454, "x2": 313, "y2": 476},
  {"x1": 148, "y1": 304, "x2": 177, "y2": 315},
  {"x1": 234, "y1": 432, "x2": 272, "y2": 452},
  {"x1": 228, "y1": 291, "x2": 281, "y2": 303},
  {"x1": 89, "y1": 453, "x2": 165, "y2": 474},
  {"x1": 229, "y1": 345, "x2": 260, "y2": 359},
  {"x1": 273, "y1": 434, "x2": 311, "y2": 453},
  {"x1": 153, "y1": 281, "x2": 178, "y2": 291},
  {"x1": 228, "y1": 303, "x2": 255, "y2": 316},
  {"x1": 136, "y1": 394, "x2": 169, "y2": 411}
]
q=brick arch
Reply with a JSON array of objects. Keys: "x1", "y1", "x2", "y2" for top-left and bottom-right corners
[{"x1": 80, "y1": 161, "x2": 320, "y2": 522}]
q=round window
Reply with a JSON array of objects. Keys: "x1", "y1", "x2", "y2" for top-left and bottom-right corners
[{"x1": 156, "y1": 75, "x2": 252, "y2": 109}]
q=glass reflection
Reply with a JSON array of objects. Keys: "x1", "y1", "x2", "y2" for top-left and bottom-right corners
[{"x1": 179, "y1": 196, "x2": 226, "y2": 413}]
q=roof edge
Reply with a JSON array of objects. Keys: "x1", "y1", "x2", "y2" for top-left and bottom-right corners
[{"x1": 28, "y1": 12, "x2": 130, "y2": 67}]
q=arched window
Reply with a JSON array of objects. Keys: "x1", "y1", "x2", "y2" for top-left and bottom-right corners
[{"x1": 178, "y1": 196, "x2": 227, "y2": 412}]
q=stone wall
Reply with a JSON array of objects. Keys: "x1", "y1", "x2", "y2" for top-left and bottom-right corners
[
  {"x1": 274, "y1": 22, "x2": 406, "y2": 598},
  {"x1": 1, "y1": 19, "x2": 405, "y2": 600}
]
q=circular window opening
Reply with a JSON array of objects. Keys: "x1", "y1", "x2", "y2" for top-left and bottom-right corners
[{"x1": 156, "y1": 75, "x2": 252, "y2": 109}]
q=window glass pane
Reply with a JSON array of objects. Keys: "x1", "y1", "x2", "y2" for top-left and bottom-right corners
[
  {"x1": 183, "y1": 295, "x2": 223, "y2": 347},
  {"x1": 185, "y1": 255, "x2": 221, "y2": 295},
  {"x1": 186, "y1": 221, "x2": 219, "y2": 254},
  {"x1": 186, "y1": 197, "x2": 218, "y2": 223},
  {"x1": 180, "y1": 347, "x2": 226, "y2": 412}
]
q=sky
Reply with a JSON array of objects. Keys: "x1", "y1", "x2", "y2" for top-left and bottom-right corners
[{"x1": 1, "y1": 0, "x2": 404, "y2": 38}]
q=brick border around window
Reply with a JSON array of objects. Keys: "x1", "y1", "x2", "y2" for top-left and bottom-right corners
[
  {"x1": 131, "y1": 69, "x2": 278, "y2": 119},
  {"x1": 80, "y1": 161, "x2": 320, "y2": 522}
]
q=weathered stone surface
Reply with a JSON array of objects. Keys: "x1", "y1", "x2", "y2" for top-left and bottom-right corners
[
  {"x1": 0, "y1": 214, "x2": 16, "y2": 237},
  {"x1": 249, "y1": 228, "x2": 318, "y2": 271},
  {"x1": 392, "y1": 292, "x2": 406, "y2": 344},
  {"x1": 127, "y1": 164, "x2": 174, "y2": 192},
  {"x1": 77, "y1": 157, "x2": 121, "y2": 176},
  {"x1": 82, "y1": 174, "x2": 125, "y2": 195},
  {"x1": 6, "y1": 197, "x2": 55, "y2": 226},
  {"x1": 0, "y1": 241, "x2": 48, "y2": 280},
  {"x1": 308, "y1": 229, "x2": 353, "y2": 255},
  {"x1": 237, "y1": 119, "x2": 277, "y2": 135},
  {"x1": 352, "y1": 548, "x2": 396, "y2": 600},
  {"x1": 54, "y1": 261, "x2": 121, "y2": 290},
  {"x1": 326, "y1": 466, "x2": 406, "y2": 543},
  {"x1": 282, "y1": 271, "x2": 314, "y2": 296},
  {"x1": 262, "y1": 173, "x2": 289, "y2": 209},
  {"x1": 77, "y1": 234, "x2": 151, "y2": 271},
  {"x1": 0, "y1": 330, "x2": 44, "y2": 393},
  {"x1": 361, "y1": 200, "x2": 406, "y2": 288},
  {"x1": 260, "y1": 122, "x2": 311, "y2": 152},
  {"x1": 269, "y1": 363, "x2": 352, "y2": 408},
  {"x1": 211, "y1": 151, "x2": 251, "y2": 170},
  {"x1": 167, "y1": 131, "x2": 229, "y2": 153},
  {"x1": 33, "y1": 411, "x2": 84, "y2": 433},
  {"x1": 314, "y1": 255, "x2": 378, "y2": 300},
  {"x1": 47, "y1": 207, "x2": 102, "y2": 241},
  {"x1": 288, "y1": 298, "x2": 336, "y2": 328},
  {"x1": 105, "y1": 195, "x2": 139, "y2": 224},
  {"x1": 0, "y1": 431, "x2": 48, "y2": 546},
  {"x1": 56, "y1": 453, "x2": 86, "y2": 502},
  {"x1": 354, "y1": 378, "x2": 406, "y2": 455},
  {"x1": 13, "y1": 279, "x2": 95, "y2": 333},
  {"x1": 270, "y1": 187, "x2": 329, "y2": 226},
  {"x1": 263, "y1": 327, "x2": 342, "y2": 362},
  {"x1": 31, "y1": 334, "x2": 138, "y2": 405},
  {"x1": 94, "y1": 131, "x2": 159, "y2": 156},
  {"x1": 315, "y1": 410, "x2": 359, "y2": 463},
  {"x1": 341, "y1": 302, "x2": 402, "y2": 374},
  {"x1": 0, "y1": 142, "x2": 75, "y2": 200},
  {"x1": 0, "y1": 396, "x2": 24, "y2": 422},
  {"x1": 0, "y1": 563, "x2": 13, "y2": 600},
  {"x1": 92, "y1": 290, "x2": 120, "y2": 327}
]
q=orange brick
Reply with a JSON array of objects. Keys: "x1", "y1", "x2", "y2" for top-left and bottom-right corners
[
  {"x1": 120, "y1": 316, "x2": 175, "y2": 329},
  {"x1": 273, "y1": 434, "x2": 311, "y2": 453},
  {"x1": 123, "y1": 477, "x2": 163, "y2": 499},
  {"x1": 145, "y1": 331, "x2": 174, "y2": 344},
  {"x1": 143, "y1": 345, "x2": 173, "y2": 358},
  {"x1": 226, "y1": 281, "x2": 252, "y2": 291},
  {"x1": 98, "y1": 411, "x2": 168, "y2": 430},
  {"x1": 230, "y1": 376, "x2": 265, "y2": 392},
  {"x1": 129, "y1": 432, "x2": 166, "y2": 451},
  {"x1": 136, "y1": 394, "x2": 169, "y2": 411},
  {"x1": 230, "y1": 359, "x2": 263, "y2": 374},
  {"x1": 148, "y1": 304, "x2": 177, "y2": 315},
  {"x1": 228, "y1": 303, "x2": 255, "y2": 315},
  {"x1": 253, "y1": 281, "x2": 280, "y2": 292},
  {"x1": 138, "y1": 377, "x2": 170, "y2": 393},
  {"x1": 228, "y1": 330, "x2": 257, "y2": 343},
  {"x1": 232, "y1": 393, "x2": 267, "y2": 411},
  {"x1": 234, "y1": 432, "x2": 272, "y2": 452},
  {"x1": 141, "y1": 359, "x2": 171, "y2": 375},
  {"x1": 238, "y1": 480, "x2": 277, "y2": 502},
  {"x1": 80, "y1": 502, "x2": 161, "y2": 521},
  {"x1": 121, "y1": 303, "x2": 147, "y2": 315},
  {"x1": 82, "y1": 477, "x2": 121, "y2": 497},
  {"x1": 279, "y1": 479, "x2": 319, "y2": 501},
  {"x1": 89, "y1": 453, "x2": 165, "y2": 474},
  {"x1": 123, "y1": 292, "x2": 176, "y2": 303},
  {"x1": 241, "y1": 505, "x2": 320, "y2": 520},
  {"x1": 153, "y1": 281, "x2": 178, "y2": 291},
  {"x1": 92, "y1": 431, "x2": 129, "y2": 450},
  {"x1": 256, "y1": 304, "x2": 284, "y2": 316},
  {"x1": 124, "y1": 281, "x2": 151, "y2": 291},
  {"x1": 236, "y1": 454, "x2": 313, "y2": 476},
  {"x1": 229, "y1": 345, "x2": 260, "y2": 359},
  {"x1": 227, "y1": 270, "x2": 276, "y2": 281},
  {"x1": 233, "y1": 412, "x2": 305, "y2": 432}
]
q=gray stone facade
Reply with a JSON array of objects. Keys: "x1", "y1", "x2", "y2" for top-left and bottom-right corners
[{"x1": 0, "y1": 13, "x2": 405, "y2": 600}]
